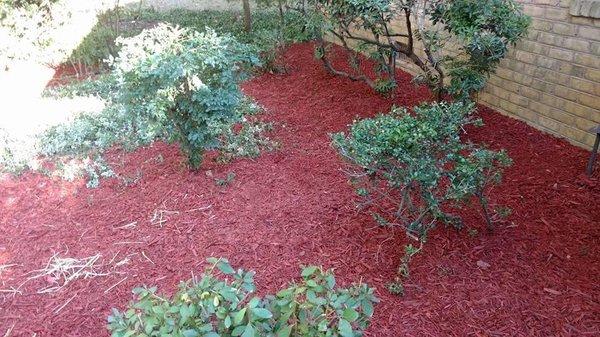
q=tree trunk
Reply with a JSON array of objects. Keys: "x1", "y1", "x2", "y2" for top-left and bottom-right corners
[{"x1": 242, "y1": 0, "x2": 251, "y2": 32}]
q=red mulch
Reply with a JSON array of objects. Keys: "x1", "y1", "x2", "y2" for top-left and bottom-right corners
[
  {"x1": 44, "y1": 63, "x2": 103, "y2": 88},
  {"x1": 1, "y1": 42, "x2": 599, "y2": 336}
]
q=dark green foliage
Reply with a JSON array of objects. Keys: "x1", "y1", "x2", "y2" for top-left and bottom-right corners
[
  {"x1": 332, "y1": 101, "x2": 512, "y2": 240},
  {"x1": 108, "y1": 258, "x2": 378, "y2": 337},
  {"x1": 428, "y1": 0, "x2": 531, "y2": 99},
  {"x1": 109, "y1": 24, "x2": 259, "y2": 168},
  {"x1": 333, "y1": 101, "x2": 512, "y2": 288}
]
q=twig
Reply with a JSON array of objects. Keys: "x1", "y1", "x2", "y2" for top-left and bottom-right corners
[
  {"x1": 114, "y1": 221, "x2": 137, "y2": 229},
  {"x1": 184, "y1": 205, "x2": 212, "y2": 212},
  {"x1": 104, "y1": 276, "x2": 128, "y2": 294},
  {"x1": 141, "y1": 251, "x2": 154, "y2": 265},
  {"x1": 3, "y1": 323, "x2": 15, "y2": 337},
  {"x1": 54, "y1": 294, "x2": 77, "y2": 314}
]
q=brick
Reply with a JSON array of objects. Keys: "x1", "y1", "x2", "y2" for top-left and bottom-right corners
[
  {"x1": 548, "y1": 47, "x2": 575, "y2": 61},
  {"x1": 519, "y1": 85, "x2": 541, "y2": 100},
  {"x1": 545, "y1": 7, "x2": 569, "y2": 20},
  {"x1": 564, "y1": 100, "x2": 600, "y2": 122},
  {"x1": 570, "y1": 0, "x2": 600, "y2": 19},
  {"x1": 570, "y1": 78, "x2": 600, "y2": 96},
  {"x1": 583, "y1": 68, "x2": 600, "y2": 82},
  {"x1": 577, "y1": 91, "x2": 600, "y2": 110},
  {"x1": 574, "y1": 52, "x2": 600, "y2": 68},
  {"x1": 523, "y1": 5, "x2": 546, "y2": 18},
  {"x1": 530, "y1": 101, "x2": 576, "y2": 125},
  {"x1": 536, "y1": 31, "x2": 563, "y2": 46},
  {"x1": 514, "y1": 50, "x2": 537, "y2": 64},
  {"x1": 531, "y1": 20, "x2": 553, "y2": 32},
  {"x1": 540, "y1": 92, "x2": 566, "y2": 109},
  {"x1": 537, "y1": 114, "x2": 562, "y2": 131},
  {"x1": 562, "y1": 38, "x2": 591, "y2": 52},
  {"x1": 578, "y1": 26, "x2": 600, "y2": 41},
  {"x1": 553, "y1": 85, "x2": 579, "y2": 101},
  {"x1": 535, "y1": 68, "x2": 571, "y2": 86},
  {"x1": 569, "y1": 15, "x2": 595, "y2": 26},
  {"x1": 532, "y1": 79, "x2": 550, "y2": 93},
  {"x1": 509, "y1": 92, "x2": 529, "y2": 107},
  {"x1": 490, "y1": 84, "x2": 511, "y2": 100},
  {"x1": 536, "y1": 55, "x2": 573, "y2": 73},
  {"x1": 552, "y1": 22, "x2": 578, "y2": 36},
  {"x1": 559, "y1": 125, "x2": 596, "y2": 146}
]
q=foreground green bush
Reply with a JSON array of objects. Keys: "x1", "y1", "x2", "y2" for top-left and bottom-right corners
[
  {"x1": 108, "y1": 258, "x2": 377, "y2": 337},
  {"x1": 333, "y1": 102, "x2": 511, "y2": 288},
  {"x1": 110, "y1": 24, "x2": 259, "y2": 168},
  {"x1": 333, "y1": 101, "x2": 511, "y2": 237}
]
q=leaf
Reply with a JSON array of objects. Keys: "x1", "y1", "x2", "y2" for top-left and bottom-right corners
[
  {"x1": 301, "y1": 266, "x2": 318, "y2": 278},
  {"x1": 241, "y1": 324, "x2": 255, "y2": 337},
  {"x1": 234, "y1": 308, "x2": 247, "y2": 325},
  {"x1": 248, "y1": 297, "x2": 260, "y2": 308},
  {"x1": 342, "y1": 308, "x2": 359, "y2": 322},
  {"x1": 251, "y1": 308, "x2": 273, "y2": 319},
  {"x1": 276, "y1": 325, "x2": 293, "y2": 337},
  {"x1": 217, "y1": 261, "x2": 236, "y2": 275},
  {"x1": 182, "y1": 329, "x2": 199, "y2": 337},
  {"x1": 232, "y1": 325, "x2": 246, "y2": 336},
  {"x1": 362, "y1": 299, "x2": 374, "y2": 317},
  {"x1": 338, "y1": 319, "x2": 354, "y2": 337}
]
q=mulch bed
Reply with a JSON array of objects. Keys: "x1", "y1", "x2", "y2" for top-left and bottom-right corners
[{"x1": 1, "y1": 42, "x2": 599, "y2": 336}]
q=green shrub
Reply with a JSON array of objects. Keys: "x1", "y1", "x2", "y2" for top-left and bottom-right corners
[
  {"x1": 109, "y1": 24, "x2": 259, "y2": 168},
  {"x1": 108, "y1": 258, "x2": 378, "y2": 337},
  {"x1": 333, "y1": 101, "x2": 511, "y2": 237},
  {"x1": 333, "y1": 102, "x2": 511, "y2": 285}
]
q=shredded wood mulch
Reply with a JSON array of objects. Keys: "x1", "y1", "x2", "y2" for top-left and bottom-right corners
[{"x1": 1, "y1": 42, "x2": 598, "y2": 336}]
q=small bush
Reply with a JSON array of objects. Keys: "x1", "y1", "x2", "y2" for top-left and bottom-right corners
[
  {"x1": 333, "y1": 102, "x2": 511, "y2": 285},
  {"x1": 108, "y1": 258, "x2": 378, "y2": 337},
  {"x1": 333, "y1": 101, "x2": 511, "y2": 238},
  {"x1": 109, "y1": 24, "x2": 259, "y2": 169}
]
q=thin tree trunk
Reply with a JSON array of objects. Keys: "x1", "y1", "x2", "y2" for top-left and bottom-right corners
[{"x1": 242, "y1": 0, "x2": 251, "y2": 32}]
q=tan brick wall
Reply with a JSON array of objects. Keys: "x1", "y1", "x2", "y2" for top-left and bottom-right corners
[{"x1": 478, "y1": 0, "x2": 599, "y2": 149}]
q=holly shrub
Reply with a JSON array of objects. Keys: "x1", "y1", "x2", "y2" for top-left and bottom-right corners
[
  {"x1": 333, "y1": 101, "x2": 511, "y2": 287},
  {"x1": 333, "y1": 101, "x2": 511, "y2": 239},
  {"x1": 109, "y1": 24, "x2": 260, "y2": 169},
  {"x1": 108, "y1": 258, "x2": 378, "y2": 337}
]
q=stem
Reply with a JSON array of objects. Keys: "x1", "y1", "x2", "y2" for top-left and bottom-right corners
[
  {"x1": 477, "y1": 191, "x2": 493, "y2": 231},
  {"x1": 242, "y1": 0, "x2": 252, "y2": 32}
]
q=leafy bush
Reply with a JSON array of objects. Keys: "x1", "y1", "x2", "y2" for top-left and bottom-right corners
[
  {"x1": 109, "y1": 24, "x2": 259, "y2": 168},
  {"x1": 308, "y1": 0, "x2": 530, "y2": 99},
  {"x1": 108, "y1": 258, "x2": 378, "y2": 337},
  {"x1": 333, "y1": 102, "x2": 511, "y2": 285},
  {"x1": 333, "y1": 101, "x2": 511, "y2": 237}
]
